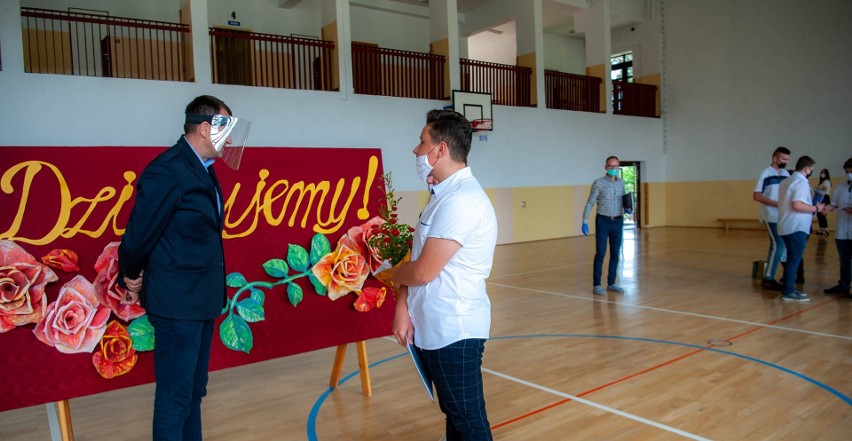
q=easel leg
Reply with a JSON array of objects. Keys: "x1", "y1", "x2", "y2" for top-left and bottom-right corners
[
  {"x1": 356, "y1": 341, "x2": 372, "y2": 397},
  {"x1": 329, "y1": 344, "x2": 347, "y2": 388},
  {"x1": 56, "y1": 400, "x2": 75, "y2": 441}
]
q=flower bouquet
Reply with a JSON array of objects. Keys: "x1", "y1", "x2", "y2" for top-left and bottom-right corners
[{"x1": 366, "y1": 173, "x2": 414, "y2": 294}]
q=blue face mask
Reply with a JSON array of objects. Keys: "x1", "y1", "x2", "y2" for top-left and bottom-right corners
[{"x1": 607, "y1": 169, "x2": 619, "y2": 177}]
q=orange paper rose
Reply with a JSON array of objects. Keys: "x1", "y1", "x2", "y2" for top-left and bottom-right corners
[
  {"x1": 93, "y1": 242, "x2": 145, "y2": 321},
  {"x1": 353, "y1": 286, "x2": 387, "y2": 312},
  {"x1": 0, "y1": 240, "x2": 58, "y2": 333},
  {"x1": 40, "y1": 248, "x2": 80, "y2": 272},
  {"x1": 311, "y1": 243, "x2": 370, "y2": 300},
  {"x1": 93, "y1": 320, "x2": 138, "y2": 379},
  {"x1": 34, "y1": 275, "x2": 111, "y2": 353}
]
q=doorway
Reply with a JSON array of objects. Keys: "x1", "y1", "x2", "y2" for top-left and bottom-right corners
[{"x1": 620, "y1": 161, "x2": 640, "y2": 229}]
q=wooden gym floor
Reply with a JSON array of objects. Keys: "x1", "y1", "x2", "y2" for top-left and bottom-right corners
[{"x1": 2, "y1": 227, "x2": 850, "y2": 440}]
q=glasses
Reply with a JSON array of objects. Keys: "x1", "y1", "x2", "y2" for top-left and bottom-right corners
[{"x1": 605, "y1": 165, "x2": 620, "y2": 170}]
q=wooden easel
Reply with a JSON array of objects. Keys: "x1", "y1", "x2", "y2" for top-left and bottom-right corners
[
  {"x1": 46, "y1": 399, "x2": 74, "y2": 441},
  {"x1": 328, "y1": 340, "x2": 372, "y2": 396}
]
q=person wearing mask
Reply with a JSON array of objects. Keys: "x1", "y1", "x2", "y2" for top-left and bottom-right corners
[
  {"x1": 824, "y1": 158, "x2": 852, "y2": 297},
  {"x1": 753, "y1": 147, "x2": 791, "y2": 291},
  {"x1": 393, "y1": 110, "x2": 498, "y2": 441},
  {"x1": 119, "y1": 95, "x2": 250, "y2": 441},
  {"x1": 814, "y1": 169, "x2": 832, "y2": 236},
  {"x1": 582, "y1": 156, "x2": 632, "y2": 295},
  {"x1": 776, "y1": 156, "x2": 833, "y2": 302}
]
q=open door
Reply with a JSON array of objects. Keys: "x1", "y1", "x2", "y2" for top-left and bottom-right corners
[{"x1": 620, "y1": 162, "x2": 640, "y2": 229}]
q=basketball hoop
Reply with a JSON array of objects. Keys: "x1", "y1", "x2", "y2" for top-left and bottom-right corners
[{"x1": 471, "y1": 118, "x2": 493, "y2": 132}]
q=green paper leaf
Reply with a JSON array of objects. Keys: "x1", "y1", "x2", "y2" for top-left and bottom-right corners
[
  {"x1": 226, "y1": 272, "x2": 248, "y2": 288},
  {"x1": 128, "y1": 315, "x2": 155, "y2": 351},
  {"x1": 262, "y1": 258, "x2": 289, "y2": 278},
  {"x1": 310, "y1": 234, "x2": 331, "y2": 265},
  {"x1": 220, "y1": 315, "x2": 253, "y2": 353},
  {"x1": 288, "y1": 244, "x2": 311, "y2": 272},
  {"x1": 249, "y1": 288, "x2": 265, "y2": 305},
  {"x1": 309, "y1": 273, "x2": 327, "y2": 296},
  {"x1": 287, "y1": 282, "x2": 304, "y2": 307},
  {"x1": 236, "y1": 298, "x2": 265, "y2": 323}
]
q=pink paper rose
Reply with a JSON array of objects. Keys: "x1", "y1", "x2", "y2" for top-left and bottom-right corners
[
  {"x1": 93, "y1": 242, "x2": 145, "y2": 321},
  {"x1": 34, "y1": 275, "x2": 111, "y2": 353},
  {"x1": 0, "y1": 240, "x2": 58, "y2": 333}
]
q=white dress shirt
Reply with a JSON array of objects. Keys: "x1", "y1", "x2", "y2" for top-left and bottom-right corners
[
  {"x1": 777, "y1": 171, "x2": 813, "y2": 236},
  {"x1": 407, "y1": 167, "x2": 498, "y2": 350},
  {"x1": 832, "y1": 181, "x2": 852, "y2": 240}
]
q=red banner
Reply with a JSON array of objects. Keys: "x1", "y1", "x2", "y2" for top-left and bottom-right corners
[{"x1": 0, "y1": 146, "x2": 393, "y2": 411}]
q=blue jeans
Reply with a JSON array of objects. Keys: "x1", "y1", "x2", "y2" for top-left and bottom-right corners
[
  {"x1": 764, "y1": 222, "x2": 786, "y2": 280},
  {"x1": 594, "y1": 215, "x2": 624, "y2": 287},
  {"x1": 836, "y1": 239, "x2": 852, "y2": 289},
  {"x1": 780, "y1": 232, "x2": 808, "y2": 295},
  {"x1": 148, "y1": 315, "x2": 215, "y2": 441},
  {"x1": 418, "y1": 339, "x2": 492, "y2": 441}
]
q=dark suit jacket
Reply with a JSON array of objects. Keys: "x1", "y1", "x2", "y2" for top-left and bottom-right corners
[{"x1": 119, "y1": 137, "x2": 226, "y2": 320}]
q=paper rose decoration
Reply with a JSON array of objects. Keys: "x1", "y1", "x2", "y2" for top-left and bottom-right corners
[
  {"x1": 34, "y1": 275, "x2": 111, "y2": 353},
  {"x1": 93, "y1": 320, "x2": 138, "y2": 379},
  {"x1": 93, "y1": 242, "x2": 146, "y2": 321},
  {"x1": 0, "y1": 240, "x2": 58, "y2": 333}
]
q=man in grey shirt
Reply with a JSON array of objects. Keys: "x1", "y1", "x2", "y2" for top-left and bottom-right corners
[{"x1": 582, "y1": 156, "x2": 630, "y2": 295}]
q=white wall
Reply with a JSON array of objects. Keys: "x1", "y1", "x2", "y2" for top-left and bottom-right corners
[
  {"x1": 543, "y1": 33, "x2": 585, "y2": 74},
  {"x1": 21, "y1": 0, "x2": 181, "y2": 21},
  {"x1": 207, "y1": 0, "x2": 321, "y2": 37},
  {"x1": 664, "y1": 0, "x2": 852, "y2": 182},
  {"x1": 350, "y1": 4, "x2": 431, "y2": 52},
  {"x1": 611, "y1": 13, "x2": 660, "y2": 78},
  {"x1": 467, "y1": 21, "x2": 516, "y2": 65}
]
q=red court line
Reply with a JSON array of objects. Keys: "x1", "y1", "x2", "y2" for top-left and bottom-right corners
[{"x1": 491, "y1": 297, "x2": 839, "y2": 431}]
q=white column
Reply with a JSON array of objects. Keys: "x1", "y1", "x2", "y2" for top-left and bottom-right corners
[
  {"x1": 336, "y1": 0, "x2": 353, "y2": 97},
  {"x1": 0, "y1": 0, "x2": 24, "y2": 73},
  {"x1": 188, "y1": 0, "x2": 212, "y2": 84},
  {"x1": 584, "y1": 0, "x2": 612, "y2": 114}
]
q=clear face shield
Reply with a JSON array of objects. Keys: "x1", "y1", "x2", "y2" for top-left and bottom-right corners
[{"x1": 209, "y1": 114, "x2": 251, "y2": 170}]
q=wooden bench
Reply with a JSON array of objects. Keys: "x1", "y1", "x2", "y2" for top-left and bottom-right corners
[
  {"x1": 717, "y1": 218, "x2": 761, "y2": 232},
  {"x1": 717, "y1": 217, "x2": 820, "y2": 232}
]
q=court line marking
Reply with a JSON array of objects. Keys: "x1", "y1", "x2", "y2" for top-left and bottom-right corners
[
  {"x1": 488, "y1": 282, "x2": 851, "y2": 340},
  {"x1": 307, "y1": 333, "x2": 851, "y2": 441},
  {"x1": 481, "y1": 367, "x2": 713, "y2": 441}
]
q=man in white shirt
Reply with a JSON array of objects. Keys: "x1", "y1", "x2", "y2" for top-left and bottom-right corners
[
  {"x1": 777, "y1": 156, "x2": 832, "y2": 302},
  {"x1": 393, "y1": 110, "x2": 498, "y2": 441},
  {"x1": 824, "y1": 157, "x2": 852, "y2": 297},
  {"x1": 753, "y1": 147, "x2": 791, "y2": 291}
]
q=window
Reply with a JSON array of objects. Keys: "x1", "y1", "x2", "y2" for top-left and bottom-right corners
[{"x1": 611, "y1": 52, "x2": 633, "y2": 83}]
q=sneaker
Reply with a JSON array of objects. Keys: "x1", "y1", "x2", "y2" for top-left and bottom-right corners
[
  {"x1": 824, "y1": 285, "x2": 851, "y2": 296},
  {"x1": 593, "y1": 285, "x2": 605, "y2": 295},
  {"x1": 607, "y1": 284, "x2": 624, "y2": 293},
  {"x1": 761, "y1": 279, "x2": 783, "y2": 291},
  {"x1": 781, "y1": 292, "x2": 810, "y2": 303}
]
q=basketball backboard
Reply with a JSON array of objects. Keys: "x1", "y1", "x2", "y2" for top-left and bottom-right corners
[{"x1": 452, "y1": 90, "x2": 493, "y2": 132}]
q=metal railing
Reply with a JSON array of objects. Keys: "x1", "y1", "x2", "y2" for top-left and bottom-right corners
[
  {"x1": 612, "y1": 81, "x2": 658, "y2": 117},
  {"x1": 21, "y1": 7, "x2": 190, "y2": 80},
  {"x1": 544, "y1": 69, "x2": 601, "y2": 113},
  {"x1": 351, "y1": 43, "x2": 445, "y2": 99},
  {"x1": 460, "y1": 58, "x2": 532, "y2": 107},
  {"x1": 210, "y1": 28, "x2": 334, "y2": 90}
]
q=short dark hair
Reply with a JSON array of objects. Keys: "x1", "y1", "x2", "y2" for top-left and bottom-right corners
[
  {"x1": 184, "y1": 95, "x2": 231, "y2": 134},
  {"x1": 773, "y1": 146, "x2": 791, "y2": 156},
  {"x1": 606, "y1": 156, "x2": 619, "y2": 163},
  {"x1": 844, "y1": 157, "x2": 852, "y2": 170},
  {"x1": 426, "y1": 109, "x2": 472, "y2": 164},
  {"x1": 794, "y1": 155, "x2": 815, "y2": 171}
]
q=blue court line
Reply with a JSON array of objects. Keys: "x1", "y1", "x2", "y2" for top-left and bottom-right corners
[{"x1": 306, "y1": 334, "x2": 852, "y2": 440}]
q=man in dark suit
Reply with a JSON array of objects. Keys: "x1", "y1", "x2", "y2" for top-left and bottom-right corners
[{"x1": 119, "y1": 95, "x2": 234, "y2": 441}]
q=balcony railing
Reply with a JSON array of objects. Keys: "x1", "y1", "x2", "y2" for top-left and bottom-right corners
[
  {"x1": 210, "y1": 28, "x2": 334, "y2": 90},
  {"x1": 351, "y1": 43, "x2": 445, "y2": 99},
  {"x1": 612, "y1": 81, "x2": 657, "y2": 117},
  {"x1": 544, "y1": 70, "x2": 601, "y2": 113},
  {"x1": 460, "y1": 59, "x2": 532, "y2": 107},
  {"x1": 21, "y1": 7, "x2": 190, "y2": 81}
]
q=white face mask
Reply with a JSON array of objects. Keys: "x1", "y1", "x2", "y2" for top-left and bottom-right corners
[
  {"x1": 415, "y1": 147, "x2": 436, "y2": 182},
  {"x1": 848, "y1": 172, "x2": 852, "y2": 180}
]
